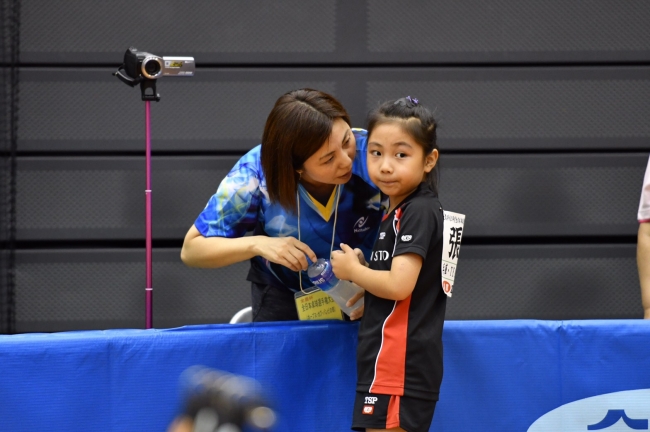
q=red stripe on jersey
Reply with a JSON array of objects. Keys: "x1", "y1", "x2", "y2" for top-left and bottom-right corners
[
  {"x1": 395, "y1": 208, "x2": 402, "y2": 232},
  {"x1": 370, "y1": 296, "x2": 411, "y2": 395},
  {"x1": 386, "y1": 395, "x2": 401, "y2": 429}
]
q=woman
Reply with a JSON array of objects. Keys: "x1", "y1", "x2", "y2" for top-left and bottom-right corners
[{"x1": 181, "y1": 89, "x2": 382, "y2": 321}]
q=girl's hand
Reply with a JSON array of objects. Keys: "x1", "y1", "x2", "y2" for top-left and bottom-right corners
[
  {"x1": 353, "y1": 248, "x2": 368, "y2": 267},
  {"x1": 253, "y1": 236, "x2": 317, "y2": 272},
  {"x1": 330, "y1": 243, "x2": 362, "y2": 281}
]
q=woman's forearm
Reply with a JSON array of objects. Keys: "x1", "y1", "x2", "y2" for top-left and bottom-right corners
[
  {"x1": 180, "y1": 225, "x2": 259, "y2": 268},
  {"x1": 638, "y1": 223, "x2": 650, "y2": 318},
  {"x1": 180, "y1": 225, "x2": 317, "y2": 272}
]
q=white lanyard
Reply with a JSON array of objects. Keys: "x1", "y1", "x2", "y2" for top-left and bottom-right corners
[{"x1": 297, "y1": 184, "x2": 341, "y2": 293}]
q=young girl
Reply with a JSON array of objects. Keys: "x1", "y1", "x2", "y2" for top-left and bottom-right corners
[{"x1": 331, "y1": 96, "x2": 445, "y2": 432}]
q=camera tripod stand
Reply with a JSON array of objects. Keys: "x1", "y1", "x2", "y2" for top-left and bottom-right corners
[
  {"x1": 114, "y1": 47, "x2": 194, "y2": 329},
  {"x1": 114, "y1": 70, "x2": 161, "y2": 329}
]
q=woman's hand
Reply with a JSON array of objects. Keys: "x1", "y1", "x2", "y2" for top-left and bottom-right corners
[{"x1": 253, "y1": 236, "x2": 317, "y2": 272}]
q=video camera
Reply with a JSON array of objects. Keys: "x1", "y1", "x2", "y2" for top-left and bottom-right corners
[
  {"x1": 114, "y1": 47, "x2": 195, "y2": 101},
  {"x1": 177, "y1": 366, "x2": 276, "y2": 432}
]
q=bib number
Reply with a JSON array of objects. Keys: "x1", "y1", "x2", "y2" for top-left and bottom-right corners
[{"x1": 441, "y1": 211, "x2": 466, "y2": 297}]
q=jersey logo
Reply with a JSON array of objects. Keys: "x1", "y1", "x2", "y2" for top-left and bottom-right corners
[
  {"x1": 371, "y1": 251, "x2": 390, "y2": 261},
  {"x1": 365, "y1": 397, "x2": 378, "y2": 404},
  {"x1": 401, "y1": 235, "x2": 412, "y2": 242},
  {"x1": 354, "y1": 216, "x2": 371, "y2": 233},
  {"x1": 379, "y1": 232, "x2": 386, "y2": 240},
  {"x1": 362, "y1": 406, "x2": 374, "y2": 415}
]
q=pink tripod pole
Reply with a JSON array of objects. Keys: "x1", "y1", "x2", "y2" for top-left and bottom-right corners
[{"x1": 145, "y1": 101, "x2": 153, "y2": 329}]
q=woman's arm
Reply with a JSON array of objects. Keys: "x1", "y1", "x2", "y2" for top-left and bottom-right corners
[
  {"x1": 181, "y1": 225, "x2": 317, "y2": 272},
  {"x1": 331, "y1": 243, "x2": 422, "y2": 301},
  {"x1": 638, "y1": 222, "x2": 650, "y2": 319}
]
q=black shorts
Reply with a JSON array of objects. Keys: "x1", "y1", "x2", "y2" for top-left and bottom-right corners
[{"x1": 352, "y1": 392, "x2": 437, "y2": 432}]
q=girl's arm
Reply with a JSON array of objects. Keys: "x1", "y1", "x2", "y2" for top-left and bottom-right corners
[
  {"x1": 331, "y1": 243, "x2": 422, "y2": 301},
  {"x1": 181, "y1": 224, "x2": 317, "y2": 272}
]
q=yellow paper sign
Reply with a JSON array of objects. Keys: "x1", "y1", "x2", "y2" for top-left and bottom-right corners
[{"x1": 294, "y1": 288, "x2": 343, "y2": 321}]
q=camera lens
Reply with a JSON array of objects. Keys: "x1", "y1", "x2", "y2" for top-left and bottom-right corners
[
  {"x1": 144, "y1": 60, "x2": 161, "y2": 75},
  {"x1": 141, "y1": 56, "x2": 163, "y2": 79}
]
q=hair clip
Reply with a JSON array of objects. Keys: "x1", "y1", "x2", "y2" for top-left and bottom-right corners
[{"x1": 394, "y1": 96, "x2": 419, "y2": 108}]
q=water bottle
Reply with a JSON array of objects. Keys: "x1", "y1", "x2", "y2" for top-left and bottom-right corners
[{"x1": 307, "y1": 258, "x2": 364, "y2": 316}]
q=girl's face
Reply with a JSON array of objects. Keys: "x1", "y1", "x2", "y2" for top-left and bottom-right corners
[
  {"x1": 367, "y1": 122, "x2": 438, "y2": 210},
  {"x1": 300, "y1": 118, "x2": 356, "y2": 188}
]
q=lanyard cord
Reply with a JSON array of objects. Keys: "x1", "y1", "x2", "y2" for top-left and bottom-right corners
[{"x1": 297, "y1": 184, "x2": 341, "y2": 293}]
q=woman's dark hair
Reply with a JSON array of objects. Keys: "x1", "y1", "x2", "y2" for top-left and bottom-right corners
[
  {"x1": 366, "y1": 96, "x2": 439, "y2": 193},
  {"x1": 261, "y1": 89, "x2": 351, "y2": 212}
]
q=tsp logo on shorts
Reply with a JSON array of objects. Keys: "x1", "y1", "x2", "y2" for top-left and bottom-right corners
[{"x1": 363, "y1": 396, "x2": 378, "y2": 415}]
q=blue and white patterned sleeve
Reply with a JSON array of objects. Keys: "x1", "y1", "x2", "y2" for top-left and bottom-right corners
[
  {"x1": 194, "y1": 146, "x2": 265, "y2": 238},
  {"x1": 352, "y1": 128, "x2": 376, "y2": 188}
]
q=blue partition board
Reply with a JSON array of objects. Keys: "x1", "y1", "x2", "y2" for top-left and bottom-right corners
[{"x1": 1, "y1": 320, "x2": 649, "y2": 431}]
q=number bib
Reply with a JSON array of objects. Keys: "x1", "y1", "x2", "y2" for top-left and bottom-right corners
[
  {"x1": 294, "y1": 288, "x2": 344, "y2": 321},
  {"x1": 441, "y1": 211, "x2": 466, "y2": 297}
]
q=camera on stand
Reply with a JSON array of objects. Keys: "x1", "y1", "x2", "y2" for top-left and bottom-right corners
[
  {"x1": 112, "y1": 47, "x2": 195, "y2": 329},
  {"x1": 114, "y1": 47, "x2": 195, "y2": 101}
]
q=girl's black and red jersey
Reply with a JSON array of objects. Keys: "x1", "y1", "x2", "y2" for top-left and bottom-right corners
[{"x1": 356, "y1": 183, "x2": 446, "y2": 401}]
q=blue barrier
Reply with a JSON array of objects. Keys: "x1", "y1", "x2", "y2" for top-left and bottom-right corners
[{"x1": 1, "y1": 320, "x2": 649, "y2": 431}]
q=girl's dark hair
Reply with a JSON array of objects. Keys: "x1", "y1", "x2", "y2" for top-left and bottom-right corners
[
  {"x1": 366, "y1": 96, "x2": 439, "y2": 193},
  {"x1": 261, "y1": 89, "x2": 351, "y2": 211}
]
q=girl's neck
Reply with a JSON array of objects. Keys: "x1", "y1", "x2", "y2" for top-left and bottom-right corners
[
  {"x1": 386, "y1": 185, "x2": 421, "y2": 214},
  {"x1": 387, "y1": 198, "x2": 404, "y2": 215}
]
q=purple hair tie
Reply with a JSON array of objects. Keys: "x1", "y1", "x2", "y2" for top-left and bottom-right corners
[{"x1": 395, "y1": 96, "x2": 419, "y2": 107}]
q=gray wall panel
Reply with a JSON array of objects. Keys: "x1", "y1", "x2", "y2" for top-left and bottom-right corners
[
  {"x1": 14, "y1": 154, "x2": 648, "y2": 241},
  {"x1": 441, "y1": 153, "x2": 648, "y2": 237},
  {"x1": 21, "y1": 0, "x2": 341, "y2": 63},
  {"x1": 17, "y1": 67, "x2": 650, "y2": 152},
  {"x1": 367, "y1": 0, "x2": 650, "y2": 62},
  {"x1": 19, "y1": 0, "x2": 650, "y2": 64},
  {"x1": 448, "y1": 245, "x2": 640, "y2": 320},
  {"x1": 14, "y1": 244, "x2": 639, "y2": 333},
  {"x1": 16, "y1": 157, "x2": 239, "y2": 240},
  {"x1": 18, "y1": 69, "x2": 338, "y2": 152},
  {"x1": 8, "y1": 0, "x2": 648, "y2": 333},
  {"x1": 366, "y1": 68, "x2": 650, "y2": 150},
  {"x1": 15, "y1": 249, "x2": 250, "y2": 332}
]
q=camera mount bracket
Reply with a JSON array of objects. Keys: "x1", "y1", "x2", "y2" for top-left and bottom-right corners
[
  {"x1": 138, "y1": 79, "x2": 161, "y2": 102},
  {"x1": 113, "y1": 66, "x2": 161, "y2": 102}
]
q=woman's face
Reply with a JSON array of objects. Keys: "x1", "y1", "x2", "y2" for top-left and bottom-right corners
[{"x1": 300, "y1": 118, "x2": 356, "y2": 188}]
